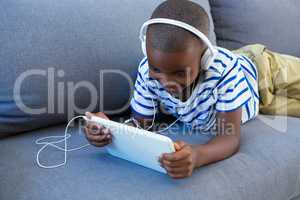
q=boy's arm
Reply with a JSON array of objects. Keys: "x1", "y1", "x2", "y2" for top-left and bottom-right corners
[
  {"x1": 192, "y1": 108, "x2": 241, "y2": 167},
  {"x1": 160, "y1": 108, "x2": 242, "y2": 179}
]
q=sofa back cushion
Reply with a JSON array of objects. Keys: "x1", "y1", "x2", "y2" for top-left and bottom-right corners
[
  {"x1": 0, "y1": 0, "x2": 215, "y2": 137},
  {"x1": 210, "y1": 0, "x2": 300, "y2": 57}
]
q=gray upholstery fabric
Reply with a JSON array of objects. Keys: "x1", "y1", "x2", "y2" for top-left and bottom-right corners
[
  {"x1": 1, "y1": 115, "x2": 300, "y2": 200},
  {"x1": 210, "y1": 0, "x2": 300, "y2": 57},
  {"x1": 2, "y1": 1, "x2": 300, "y2": 199},
  {"x1": 0, "y1": 0, "x2": 216, "y2": 137},
  {"x1": 292, "y1": 195, "x2": 300, "y2": 200}
]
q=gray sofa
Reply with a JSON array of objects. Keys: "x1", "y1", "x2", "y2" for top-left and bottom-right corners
[{"x1": 1, "y1": 0, "x2": 300, "y2": 200}]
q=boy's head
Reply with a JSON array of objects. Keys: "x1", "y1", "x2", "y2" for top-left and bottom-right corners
[{"x1": 146, "y1": 0, "x2": 210, "y2": 95}]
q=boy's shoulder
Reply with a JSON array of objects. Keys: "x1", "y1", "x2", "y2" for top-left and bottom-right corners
[
  {"x1": 215, "y1": 46, "x2": 237, "y2": 61},
  {"x1": 208, "y1": 46, "x2": 239, "y2": 77},
  {"x1": 137, "y1": 57, "x2": 150, "y2": 77},
  {"x1": 138, "y1": 57, "x2": 149, "y2": 70}
]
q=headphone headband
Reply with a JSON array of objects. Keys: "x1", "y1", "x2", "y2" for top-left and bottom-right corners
[{"x1": 139, "y1": 18, "x2": 216, "y2": 56}]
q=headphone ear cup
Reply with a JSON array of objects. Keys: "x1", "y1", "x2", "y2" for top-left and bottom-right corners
[
  {"x1": 201, "y1": 49, "x2": 211, "y2": 70},
  {"x1": 201, "y1": 48, "x2": 218, "y2": 70},
  {"x1": 141, "y1": 37, "x2": 147, "y2": 56}
]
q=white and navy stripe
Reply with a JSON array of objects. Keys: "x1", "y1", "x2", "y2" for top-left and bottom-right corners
[{"x1": 130, "y1": 47, "x2": 259, "y2": 131}]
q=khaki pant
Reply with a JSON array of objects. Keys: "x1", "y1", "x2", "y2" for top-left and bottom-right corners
[{"x1": 234, "y1": 44, "x2": 300, "y2": 117}]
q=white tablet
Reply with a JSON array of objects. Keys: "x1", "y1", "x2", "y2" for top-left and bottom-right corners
[{"x1": 84, "y1": 116, "x2": 175, "y2": 173}]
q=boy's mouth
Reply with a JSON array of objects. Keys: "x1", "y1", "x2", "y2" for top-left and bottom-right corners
[
  {"x1": 166, "y1": 87, "x2": 180, "y2": 94},
  {"x1": 164, "y1": 84, "x2": 185, "y2": 95},
  {"x1": 164, "y1": 79, "x2": 198, "y2": 98}
]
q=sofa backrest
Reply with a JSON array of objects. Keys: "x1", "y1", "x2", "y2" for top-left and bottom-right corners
[
  {"x1": 0, "y1": 0, "x2": 215, "y2": 137},
  {"x1": 210, "y1": 0, "x2": 300, "y2": 57}
]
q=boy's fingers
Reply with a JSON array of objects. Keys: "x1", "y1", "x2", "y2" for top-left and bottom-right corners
[
  {"x1": 174, "y1": 141, "x2": 187, "y2": 151},
  {"x1": 167, "y1": 172, "x2": 185, "y2": 179},
  {"x1": 85, "y1": 112, "x2": 92, "y2": 119},
  {"x1": 90, "y1": 139, "x2": 111, "y2": 147},
  {"x1": 84, "y1": 128, "x2": 111, "y2": 142},
  {"x1": 174, "y1": 143, "x2": 181, "y2": 151},
  {"x1": 165, "y1": 166, "x2": 188, "y2": 174},
  {"x1": 85, "y1": 123, "x2": 105, "y2": 135},
  {"x1": 168, "y1": 172, "x2": 191, "y2": 179},
  {"x1": 86, "y1": 122, "x2": 103, "y2": 130},
  {"x1": 102, "y1": 128, "x2": 111, "y2": 135},
  {"x1": 162, "y1": 149, "x2": 190, "y2": 162},
  {"x1": 105, "y1": 134, "x2": 112, "y2": 139},
  {"x1": 85, "y1": 111, "x2": 110, "y2": 121},
  {"x1": 87, "y1": 133, "x2": 110, "y2": 143},
  {"x1": 161, "y1": 158, "x2": 190, "y2": 168},
  {"x1": 90, "y1": 124, "x2": 105, "y2": 135},
  {"x1": 95, "y1": 112, "x2": 109, "y2": 120},
  {"x1": 88, "y1": 137, "x2": 111, "y2": 145},
  {"x1": 85, "y1": 123, "x2": 94, "y2": 130}
]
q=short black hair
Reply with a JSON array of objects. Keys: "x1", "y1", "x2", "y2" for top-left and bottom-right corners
[{"x1": 147, "y1": 0, "x2": 209, "y2": 52}]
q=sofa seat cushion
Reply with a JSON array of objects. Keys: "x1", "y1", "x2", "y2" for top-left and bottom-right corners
[{"x1": 1, "y1": 115, "x2": 300, "y2": 200}]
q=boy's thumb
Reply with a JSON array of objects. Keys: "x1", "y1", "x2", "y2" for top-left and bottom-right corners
[
  {"x1": 174, "y1": 142, "x2": 181, "y2": 151},
  {"x1": 85, "y1": 112, "x2": 92, "y2": 119}
]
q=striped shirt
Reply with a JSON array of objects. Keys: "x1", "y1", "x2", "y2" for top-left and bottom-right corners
[{"x1": 130, "y1": 47, "x2": 259, "y2": 131}]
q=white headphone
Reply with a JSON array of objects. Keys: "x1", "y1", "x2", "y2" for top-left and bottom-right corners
[{"x1": 139, "y1": 18, "x2": 218, "y2": 70}]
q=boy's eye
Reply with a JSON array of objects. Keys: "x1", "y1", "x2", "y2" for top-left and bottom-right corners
[
  {"x1": 175, "y1": 71, "x2": 187, "y2": 77},
  {"x1": 149, "y1": 65, "x2": 161, "y2": 73}
]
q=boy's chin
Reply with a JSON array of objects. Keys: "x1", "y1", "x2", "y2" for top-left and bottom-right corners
[
  {"x1": 166, "y1": 88, "x2": 183, "y2": 95},
  {"x1": 165, "y1": 84, "x2": 187, "y2": 94},
  {"x1": 167, "y1": 90, "x2": 184, "y2": 98},
  {"x1": 167, "y1": 85, "x2": 194, "y2": 99}
]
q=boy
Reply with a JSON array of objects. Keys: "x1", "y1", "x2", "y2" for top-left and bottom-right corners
[{"x1": 84, "y1": 0, "x2": 300, "y2": 179}]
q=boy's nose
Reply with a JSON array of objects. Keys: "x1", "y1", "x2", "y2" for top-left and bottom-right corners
[
  {"x1": 152, "y1": 74, "x2": 169, "y2": 85},
  {"x1": 151, "y1": 74, "x2": 181, "y2": 91}
]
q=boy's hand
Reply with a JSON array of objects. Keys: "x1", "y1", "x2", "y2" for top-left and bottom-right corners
[
  {"x1": 83, "y1": 112, "x2": 112, "y2": 147},
  {"x1": 159, "y1": 141, "x2": 196, "y2": 179}
]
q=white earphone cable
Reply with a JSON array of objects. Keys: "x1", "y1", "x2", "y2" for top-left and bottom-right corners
[
  {"x1": 35, "y1": 115, "x2": 89, "y2": 169},
  {"x1": 35, "y1": 96, "x2": 180, "y2": 169},
  {"x1": 143, "y1": 79, "x2": 182, "y2": 133},
  {"x1": 36, "y1": 19, "x2": 206, "y2": 169}
]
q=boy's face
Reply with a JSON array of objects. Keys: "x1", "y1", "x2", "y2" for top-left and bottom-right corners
[{"x1": 147, "y1": 41, "x2": 205, "y2": 96}]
